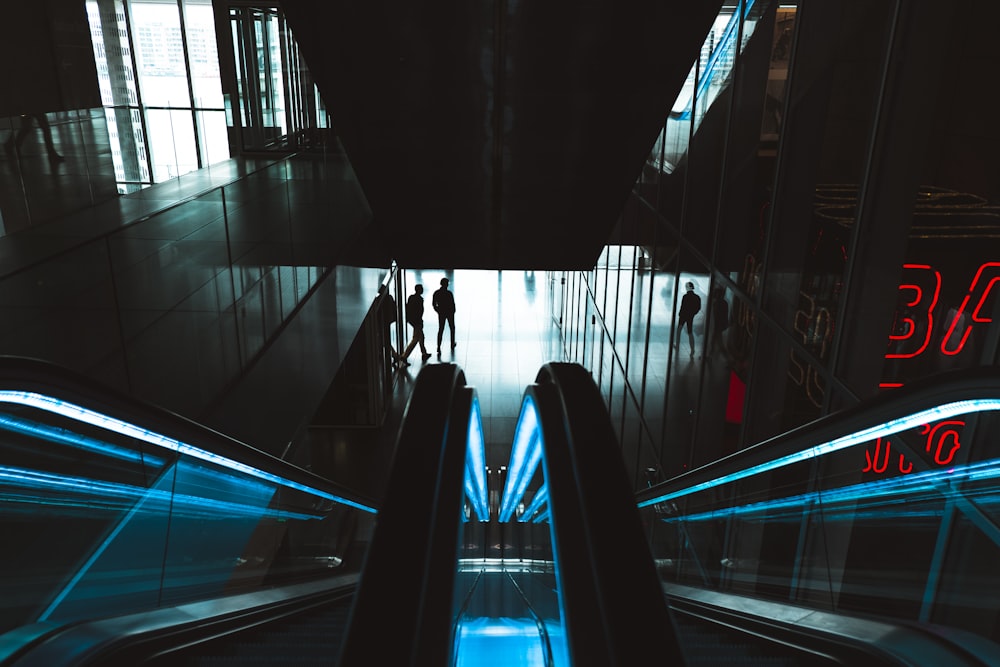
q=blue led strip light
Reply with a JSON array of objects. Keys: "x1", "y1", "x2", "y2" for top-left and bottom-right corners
[
  {"x1": 0, "y1": 466, "x2": 324, "y2": 521},
  {"x1": 498, "y1": 396, "x2": 543, "y2": 523},
  {"x1": 518, "y1": 484, "x2": 548, "y2": 523},
  {"x1": 657, "y1": 456, "x2": 1000, "y2": 525},
  {"x1": 638, "y1": 399, "x2": 1000, "y2": 509},
  {"x1": 0, "y1": 412, "x2": 166, "y2": 467},
  {"x1": 464, "y1": 397, "x2": 490, "y2": 521},
  {"x1": 0, "y1": 391, "x2": 377, "y2": 514}
]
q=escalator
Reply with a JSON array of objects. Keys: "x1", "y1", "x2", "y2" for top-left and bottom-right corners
[
  {"x1": 3, "y1": 358, "x2": 999, "y2": 665},
  {"x1": 0, "y1": 356, "x2": 376, "y2": 666},
  {"x1": 637, "y1": 367, "x2": 1000, "y2": 667}
]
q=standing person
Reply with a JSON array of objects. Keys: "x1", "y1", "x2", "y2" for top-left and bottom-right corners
[
  {"x1": 376, "y1": 284, "x2": 402, "y2": 367},
  {"x1": 433, "y1": 277, "x2": 456, "y2": 355},
  {"x1": 400, "y1": 284, "x2": 432, "y2": 365},
  {"x1": 674, "y1": 281, "x2": 701, "y2": 358}
]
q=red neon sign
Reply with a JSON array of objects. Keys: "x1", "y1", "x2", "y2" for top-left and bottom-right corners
[
  {"x1": 885, "y1": 264, "x2": 941, "y2": 359},
  {"x1": 863, "y1": 419, "x2": 965, "y2": 476},
  {"x1": 939, "y1": 262, "x2": 1000, "y2": 356}
]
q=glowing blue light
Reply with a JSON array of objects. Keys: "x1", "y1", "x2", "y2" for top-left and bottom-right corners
[
  {"x1": 638, "y1": 398, "x2": 1000, "y2": 509},
  {"x1": 654, "y1": 456, "x2": 1000, "y2": 525},
  {"x1": 455, "y1": 617, "x2": 568, "y2": 667},
  {"x1": 464, "y1": 397, "x2": 490, "y2": 521},
  {"x1": 0, "y1": 412, "x2": 165, "y2": 467},
  {"x1": 0, "y1": 466, "x2": 323, "y2": 521},
  {"x1": 519, "y1": 484, "x2": 548, "y2": 523},
  {"x1": 0, "y1": 391, "x2": 377, "y2": 514},
  {"x1": 498, "y1": 397, "x2": 543, "y2": 523}
]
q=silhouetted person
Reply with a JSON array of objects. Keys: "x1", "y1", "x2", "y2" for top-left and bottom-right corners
[
  {"x1": 433, "y1": 277, "x2": 456, "y2": 355},
  {"x1": 376, "y1": 284, "x2": 402, "y2": 367},
  {"x1": 400, "y1": 284, "x2": 431, "y2": 365},
  {"x1": 4, "y1": 113, "x2": 63, "y2": 162},
  {"x1": 674, "y1": 281, "x2": 700, "y2": 358}
]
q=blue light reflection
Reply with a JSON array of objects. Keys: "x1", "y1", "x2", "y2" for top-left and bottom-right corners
[
  {"x1": 455, "y1": 617, "x2": 568, "y2": 667},
  {"x1": 656, "y1": 456, "x2": 1000, "y2": 526},
  {"x1": 498, "y1": 397, "x2": 543, "y2": 523},
  {"x1": 638, "y1": 399, "x2": 1000, "y2": 509},
  {"x1": 464, "y1": 397, "x2": 490, "y2": 521},
  {"x1": 0, "y1": 391, "x2": 377, "y2": 514}
]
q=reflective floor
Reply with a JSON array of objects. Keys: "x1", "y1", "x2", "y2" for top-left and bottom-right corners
[{"x1": 397, "y1": 269, "x2": 567, "y2": 471}]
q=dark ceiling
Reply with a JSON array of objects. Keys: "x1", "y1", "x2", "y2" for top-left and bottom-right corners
[{"x1": 280, "y1": 0, "x2": 724, "y2": 269}]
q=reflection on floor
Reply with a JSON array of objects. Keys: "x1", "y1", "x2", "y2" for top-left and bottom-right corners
[
  {"x1": 307, "y1": 269, "x2": 568, "y2": 501},
  {"x1": 398, "y1": 269, "x2": 567, "y2": 471}
]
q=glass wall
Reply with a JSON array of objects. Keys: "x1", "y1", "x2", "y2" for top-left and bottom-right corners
[
  {"x1": 87, "y1": 0, "x2": 228, "y2": 191},
  {"x1": 0, "y1": 156, "x2": 363, "y2": 420},
  {"x1": 556, "y1": 0, "x2": 1000, "y2": 498},
  {"x1": 85, "y1": 0, "x2": 322, "y2": 192}
]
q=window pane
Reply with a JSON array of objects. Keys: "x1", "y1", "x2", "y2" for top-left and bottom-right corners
[
  {"x1": 146, "y1": 109, "x2": 197, "y2": 181},
  {"x1": 184, "y1": 0, "x2": 224, "y2": 108},
  {"x1": 131, "y1": 1, "x2": 190, "y2": 108}
]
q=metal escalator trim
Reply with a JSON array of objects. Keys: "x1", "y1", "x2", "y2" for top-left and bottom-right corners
[{"x1": 662, "y1": 581, "x2": 1000, "y2": 667}]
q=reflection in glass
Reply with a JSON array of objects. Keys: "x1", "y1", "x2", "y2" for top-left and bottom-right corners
[
  {"x1": 0, "y1": 388, "x2": 374, "y2": 633},
  {"x1": 641, "y1": 399, "x2": 1000, "y2": 643}
]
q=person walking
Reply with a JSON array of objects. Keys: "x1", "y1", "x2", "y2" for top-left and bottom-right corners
[
  {"x1": 433, "y1": 277, "x2": 456, "y2": 355},
  {"x1": 400, "y1": 284, "x2": 432, "y2": 365},
  {"x1": 674, "y1": 281, "x2": 700, "y2": 358}
]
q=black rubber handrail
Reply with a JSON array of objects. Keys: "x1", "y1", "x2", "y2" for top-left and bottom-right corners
[
  {"x1": 530, "y1": 362, "x2": 687, "y2": 665},
  {"x1": 338, "y1": 363, "x2": 474, "y2": 666}
]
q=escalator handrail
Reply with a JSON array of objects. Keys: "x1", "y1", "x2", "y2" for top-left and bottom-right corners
[
  {"x1": 338, "y1": 363, "x2": 472, "y2": 667},
  {"x1": 636, "y1": 366, "x2": 1000, "y2": 509},
  {"x1": 530, "y1": 362, "x2": 687, "y2": 664},
  {"x1": 3, "y1": 576, "x2": 359, "y2": 667},
  {"x1": 0, "y1": 354, "x2": 377, "y2": 513}
]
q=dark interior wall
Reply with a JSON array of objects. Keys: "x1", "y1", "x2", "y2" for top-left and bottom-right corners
[{"x1": 2, "y1": 1, "x2": 102, "y2": 115}]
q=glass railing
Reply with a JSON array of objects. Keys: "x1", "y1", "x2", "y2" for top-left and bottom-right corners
[
  {"x1": 636, "y1": 367, "x2": 1000, "y2": 647},
  {"x1": 0, "y1": 357, "x2": 376, "y2": 654},
  {"x1": 0, "y1": 151, "x2": 370, "y2": 419}
]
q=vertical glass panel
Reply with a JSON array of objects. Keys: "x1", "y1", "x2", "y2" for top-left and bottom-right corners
[
  {"x1": 643, "y1": 246, "x2": 679, "y2": 476},
  {"x1": 763, "y1": 1, "x2": 894, "y2": 350},
  {"x1": 146, "y1": 109, "x2": 198, "y2": 181},
  {"x1": 628, "y1": 251, "x2": 654, "y2": 404},
  {"x1": 196, "y1": 109, "x2": 230, "y2": 167},
  {"x1": 266, "y1": 12, "x2": 288, "y2": 136},
  {"x1": 743, "y1": 318, "x2": 823, "y2": 445},
  {"x1": 870, "y1": 12, "x2": 1000, "y2": 390},
  {"x1": 110, "y1": 191, "x2": 237, "y2": 414},
  {"x1": 691, "y1": 283, "x2": 744, "y2": 469},
  {"x1": 184, "y1": 0, "x2": 225, "y2": 108},
  {"x1": 609, "y1": 246, "x2": 631, "y2": 367},
  {"x1": 716, "y1": 3, "x2": 797, "y2": 297}
]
